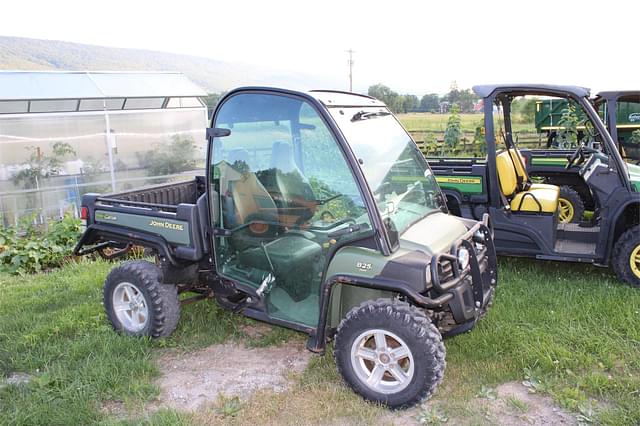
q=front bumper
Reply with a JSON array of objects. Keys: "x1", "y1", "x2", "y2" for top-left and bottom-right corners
[{"x1": 429, "y1": 215, "x2": 498, "y2": 325}]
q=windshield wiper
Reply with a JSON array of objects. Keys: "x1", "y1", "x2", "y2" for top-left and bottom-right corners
[{"x1": 351, "y1": 110, "x2": 391, "y2": 122}]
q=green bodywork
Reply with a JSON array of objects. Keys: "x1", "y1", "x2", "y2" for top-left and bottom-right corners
[
  {"x1": 327, "y1": 212, "x2": 468, "y2": 327},
  {"x1": 94, "y1": 210, "x2": 191, "y2": 245},
  {"x1": 530, "y1": 157, "x2": 569, "y2": 167},
  {"x1": 435, "y1": 175, "x2": 484, "y2": 194},
  {"x1": 627, "y1": 162, "x2": 640, "y2": 192}
]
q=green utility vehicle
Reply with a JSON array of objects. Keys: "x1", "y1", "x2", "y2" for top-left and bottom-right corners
[
  {"x1": 428, "y1": 84, "x2": 640, "y2": 287},
  {"x1": 524, "y1": 91, "x2": 640, "y2": 216},
  {"x1": 74, "y1": 87, "x2": 497, "y2": 408},
  {"x1": 534, "y1": 91, "x2": 640, "y2": 158}
]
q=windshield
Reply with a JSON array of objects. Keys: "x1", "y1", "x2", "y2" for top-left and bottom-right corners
[{"x1": 329, "y1": 106, "x2": 446, "y2": 236}]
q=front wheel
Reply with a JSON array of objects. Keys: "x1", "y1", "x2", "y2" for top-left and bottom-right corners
[
  {"x1": 557, "y1": 186, "x2": 584, "y2": 224},
  {"x1": 103, "y1": 260, "x2": 180, "y2": 337},
  {"x1": 612, "y1": 226, "x2": 640, "y2": 287},
  {"x1": 334, "y1": 299, "x2": 445, "y2": 409}
]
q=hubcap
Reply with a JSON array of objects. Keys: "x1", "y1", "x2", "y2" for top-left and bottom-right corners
[
  {"x1": 350, "y1": 329, "x2": 414, "y2": 394},
  {"x1": 557, "y1": 198, "x2": 574, "y2": 223},
  {"x1": 631, "y1": 245, "x2": 640, "y2": 279},
  {"x1": 112, "y1": 282, "x2": 149, "y2": 332}
]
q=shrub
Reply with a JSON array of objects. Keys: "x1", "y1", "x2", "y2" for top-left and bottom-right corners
[
  {"x1": 443, "y1": 105, "x2": 463, "y2": 154},
  {"x1": 0, "y1": 213, "x2": 81, "y2": 275}
]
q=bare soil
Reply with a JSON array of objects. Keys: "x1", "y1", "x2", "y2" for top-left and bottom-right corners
[
  {"x1": 486, "y1": 382, "x2": 576, "y2": 425},
  {"x1": 154, "y1": 340, "x2": 313, "y2": 411},
  {"x1": 385, "y1": 381, "x2": 576, "y2": 425}
]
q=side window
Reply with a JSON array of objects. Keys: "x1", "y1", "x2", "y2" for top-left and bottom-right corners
[
  {"x1": 509, "y1": 96, "x2": 602, "y2": 151},
  {"x1": 298, "y1": 104, "x2": 369, "y2": 226}
]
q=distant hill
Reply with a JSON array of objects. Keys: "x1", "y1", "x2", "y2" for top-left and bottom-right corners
[{"x1": 0, "y1": 36, "x2": 340, "y2": 93}]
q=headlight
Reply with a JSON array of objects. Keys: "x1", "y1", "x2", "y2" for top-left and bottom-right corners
[
  {"x1": 457, "y1": 247, "x2": 470, "y2": 269},
  {"x1": 425, "y1": 264, "x2": 431, "y2": 285}
]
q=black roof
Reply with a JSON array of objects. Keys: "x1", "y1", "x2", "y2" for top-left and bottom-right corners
[
  {"x1": 473, "y1": 84, "x2": 590, "y2": 99},
  {"x1": 596, "y1": 90, "x2": 640, "y2": 99}
]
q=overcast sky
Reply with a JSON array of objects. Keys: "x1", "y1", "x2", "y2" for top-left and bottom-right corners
[{"x1": 3, "y1": 0, "x2": 638, "y2": 95}]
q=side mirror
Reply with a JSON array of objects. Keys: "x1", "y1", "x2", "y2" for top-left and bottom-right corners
[{"x1": 206, "y1": 128, "x2": 231, "y2": 138}]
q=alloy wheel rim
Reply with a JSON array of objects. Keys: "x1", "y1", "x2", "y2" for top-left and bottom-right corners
[
  {"x1": 630, "y1": 245, "x2": 640, "y2": 279},
  {"x1": 112, "y1": 282, "x2": 149, "y2": 332},
  {"x1": 350, "y1": 329, "x2": 414, "y2": 394},
  {"x1": 557, "y1": 198, "x2": 574, "y2": 223}
]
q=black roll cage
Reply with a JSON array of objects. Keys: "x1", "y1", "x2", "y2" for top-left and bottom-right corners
[{"x1": 481, "y1": 86, "x2": 633, "y2": 210}]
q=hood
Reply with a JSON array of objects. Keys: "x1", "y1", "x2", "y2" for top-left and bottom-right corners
[
  {"x1": 399, "y1": 212, "x2": 468, "y2": 256},
  {"x1": 627, "y1": 162, "x2": 640, "y2": 192}
]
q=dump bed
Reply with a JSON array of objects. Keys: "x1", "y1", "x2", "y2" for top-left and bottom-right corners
[{"x1": 74, "y1": 176, "x2": 210, "y2": 264}]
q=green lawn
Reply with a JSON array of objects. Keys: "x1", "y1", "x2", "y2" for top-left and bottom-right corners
[
  {"x1": 0, "y1": 258, "x2": 638, "y2": 425},
  {"x1": 397, "y1": 112, "x2": 537, "y2": 134}
]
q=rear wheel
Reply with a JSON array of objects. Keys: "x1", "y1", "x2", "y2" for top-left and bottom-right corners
[
  {"x1": 557, "y1": 186, "x2": 584, "y2": 224},
  {"x1": 613, "y1": 226, "x2": 640, "y2": 287},
  {"x1": 334, "y1": 299, "x2": 445, "y2": 409},
  {"x1": 103, "y1": 260, "x2": 180, "y2": 337}
]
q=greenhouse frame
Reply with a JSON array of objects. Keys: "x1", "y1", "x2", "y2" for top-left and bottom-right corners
[{"x1": 0, "y1": 71, "x2": 207, "y2": 226}]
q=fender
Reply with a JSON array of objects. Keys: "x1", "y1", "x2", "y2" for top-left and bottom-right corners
[
  {"x1": 74, "y1": 224, "x2": 185, "y2": 266},
  {"x1": 306, "y1": 274, "x2": 454, "y2": 354},
  {"x1": 441, "y1": 189, "x2": 464, "y2": 216},
  {"x1": 605, "y1": 196, "x2": 640, "y2": 261}
]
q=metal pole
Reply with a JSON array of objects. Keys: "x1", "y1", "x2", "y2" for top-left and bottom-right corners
[
  {"x1": 346, "y1": 49, "x2": 355, "y2": 92},
  {"x1": 104, "y1": 103, "x2": 117, "y2": 192}
]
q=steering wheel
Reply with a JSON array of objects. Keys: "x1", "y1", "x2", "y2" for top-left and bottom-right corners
[
  {"x1": 565, "y1": 145, "x2": 583, "y2": 169},
  {"x1": 566, "y1": 144, "x2": 599, "y2": 169}
]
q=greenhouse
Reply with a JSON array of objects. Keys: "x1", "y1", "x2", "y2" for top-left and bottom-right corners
[{"x1": 0, "y1": 71, "x2": 207, "y2": 226}]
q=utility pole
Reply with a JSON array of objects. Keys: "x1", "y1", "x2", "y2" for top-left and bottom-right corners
[{"x1": 346, "y1": 49, "x2": 355, "y2": 92}]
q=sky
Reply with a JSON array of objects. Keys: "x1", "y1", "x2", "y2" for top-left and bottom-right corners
[{"x1": 2, "y1": 0, "x2": 638, "y2": 95}]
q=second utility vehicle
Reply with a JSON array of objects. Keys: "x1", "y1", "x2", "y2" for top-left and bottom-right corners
[
  {"x1": 428, "y1": 84, "x2": 640, "y2": 287},
  {"x1": 74, "y1": 87, "x2": 497, "y2": 408}
]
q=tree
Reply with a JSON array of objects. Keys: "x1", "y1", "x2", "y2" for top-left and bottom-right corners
[
  {"x1": 458, "y1": 89, "x2": 478, "y2": 113},
  {"x1": 368, "y1": 84, "x2": 402, "y2": 113},
  {"x1": 12, "y1": 142, "x2": 76, "y2": 189},
  {"x1": 512, "y1": 97, "x2": 538, "y2": 123},
  {"x1": 555, "y1": 104, "x2": 580, "y2": 149},
  {"x1": 138, "y1": 135, "x2": 198, "y2": 176},
  {"x1": 420, "y1": 93, "x2": 440, "y2": 112},
  {"x1": 202, "y1": 92, "x2": 226, "y2": 118},
  {"x1": 402, "y1": 95, "x2": 419, "y2": 113},
  {"x1": 443, "y1": 105, "x2": 463, "y2": 154}
]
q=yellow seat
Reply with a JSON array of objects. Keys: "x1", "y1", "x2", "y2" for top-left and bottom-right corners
[
  {"x1": 510, "y1": 188, "x2": 559, "y2": 213},
  {"x1": 496, "y1": 151, "x2": 559, "y2": 214},
  {"x1": 507, "y1": 148, "x2": 559, "y2": 192}
]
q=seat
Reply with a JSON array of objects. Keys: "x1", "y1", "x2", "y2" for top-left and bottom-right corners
[
  {"x1": 507, "y1": 148, "x2": 558, "y2": 192},
  {"x1": 222, "y1": 149, "x2": 278, "y2": 227},
  {"x1": 496, "y1": 151, "x2": 559, "y2": 213},
  {"x1": 259, "y1": 141, "x2": 317, "y2": 227},
  {"x1": 219, "y1": 149, "x2": 281, "y2": 251}
]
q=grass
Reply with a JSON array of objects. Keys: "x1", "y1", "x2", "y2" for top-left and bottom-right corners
[
  {"x1": 0, "y1": 257, "x2": 638, "y2": 425},
  {"x1": 397, "y1": 112, "x2": 538, "y2": 134}
]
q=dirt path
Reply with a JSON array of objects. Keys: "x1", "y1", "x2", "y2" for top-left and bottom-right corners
[
  {"x1": 384, "y1": 381, "x2": 576, "y2": 425},
  {"x1": 154, "y1": 340, "x2": 312, "y2": 411}
]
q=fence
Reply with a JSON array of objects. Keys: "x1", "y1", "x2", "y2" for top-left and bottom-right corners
[{"x1": 409, "y1": 130, "x2": 548, "y2": 157}]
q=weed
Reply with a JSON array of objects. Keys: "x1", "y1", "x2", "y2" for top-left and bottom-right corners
[
  {"x1": 475, "y1": 385, "x2": 497, "y2": 400},
  {"x1": 416, "y1": 405, "x2": 448, "y2": 425},
  {"x1": 214, "y1": 394, "x2": 243, "y2": 418},
  {"x1": 506, "y1": 396, "x2": 529, "y2": 413}
]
